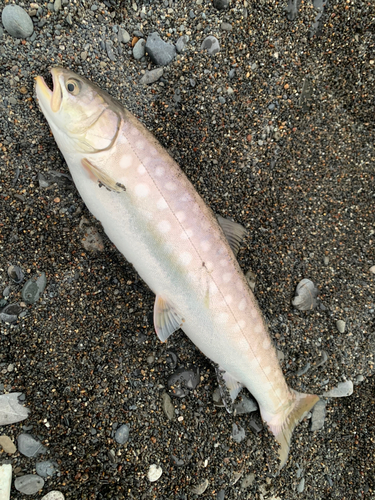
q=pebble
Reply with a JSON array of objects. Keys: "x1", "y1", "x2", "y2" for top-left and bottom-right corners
[
  {"x1": 21, "y1": 272, "x2": 47, "y2": 304},
  {"x1": 1, "y1": 5, "x2": 34, "y2": 39},
  {"x1": 35, "y1": 461, "x2": 58, "y2": 477},
  {"x1": 17, "y1": 434, "x2": 47, "y2": 458},
  {"x1": 0, "y1": 393, "x2": 29, "y2": 425},
  {"x1": 140, "y1": 68, "x2": 164, "y2": 85},
  {"x1": 245, "y1": 269, "x2": 256, "y2": 291},
  {"x1": 323, "y1": 380, "x2": 353, "y2": 398},
  {"x1": 296, "y1": 362, "x2": 311, "y2": 376},
  {"x1": 292, "y1": 278, "x2": 318, "y2": 311},
  {"x1": 79, "y1": 218, "x2": 104, "y2": 252},
  {"x1": 7, "y1": 265, "x2": 24, "y2": 284},
  {"x1": 213, "y1": 0, "x2": 229, "y2": 9},
  {"x1": 133, "y1": 38, "x2": 146, "y2": 60},
  {"x1": 0, "y1": 464, "x2": 12, "y2": 500},
  {"x1": 0, "y1": 435, "x2": 17, "y2": 454},
  {"x1": 105, "y1": 40, "x2": 116, "y2": 61},
  {"x1": 232, "y1": 423, "x2": 246, "y2": 443},
  {"x1": 167, "y1": 367, "x2": 200, "y2": 397},
  {"x1": 324, "y1": 256, "x2": 329, "y2": 265},
  {"x1": 14, "y1": 474, "x2": 44, "y2": 495},
  {"x1": 53, "y1": 0, "x2": 61, "y2": 13},
  {"x1": 310, "y1": 399, "x2": 327, "y2": 431},
  {"x1": 200, "y1": 36, "x2": 220, "y2": 56},
  {"x1": 217, "y1": 490, "x2": 225, "y2": 500},
  {"x1": 161, "y1": 392, "x2": 175, "y2": 421},
  {"x1": 241, "y1": 472, "x2": 255, "y2": 489},
  {"x1": 336, "y1": 320, "x2": 346, "y2": 333},
  {"x1": 40, "y1": 492, "x2": 65, "y2": 500},
  {"x1": 114, "y1": 424, "x2": 130, "y2": 444},
  {"x1": 191, "y1": 479, "x2": 209, "y2": 495},
  {"x1": 175, "y1": 34, "x2": 189, "y2": 54},
  {"x1": 297, "y1": 477, "x2": 305, "y2": 493},
  {"x1": 118, "y1": 28, "x2": 130, "y2": 44},
  {"x1": 234, "y1": 395, "x2": 258, "y2": 414},
  {"x1": 145, "y1": 32, "x2": 176, "y2": 66},
  {"x1": 370, "y1": 265, "x2": 375, "y2": 274},
  {"x1": 147, "y1": 464, "x2": 162, "y2": 482},
  {"x1": 220, "y1": 22, "x2": 232, "y2": 31}
]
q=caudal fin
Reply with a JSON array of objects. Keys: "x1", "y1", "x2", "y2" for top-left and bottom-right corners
[{"x1": 267, "y1": 391, "x2": 320, "y2": 469}]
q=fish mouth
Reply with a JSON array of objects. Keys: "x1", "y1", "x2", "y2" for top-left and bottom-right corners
[{"x1": 35, "y1": 68, "x2": 63, "y2": 113}]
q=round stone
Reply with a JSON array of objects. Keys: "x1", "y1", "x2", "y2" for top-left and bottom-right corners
[
  {"x1": 2, "y1": 5, "x2": 34, "y2": 39},
  {"x1": 147, "y1": 464, "x2": 162, "y2": 482},
  {"x1": 14, "y1": 474, "x2": 44, "y2": 495}
]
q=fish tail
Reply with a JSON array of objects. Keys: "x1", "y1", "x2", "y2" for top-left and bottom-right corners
[{"x1": 263, "y1": 390, "x2": 320, "y2": 469}]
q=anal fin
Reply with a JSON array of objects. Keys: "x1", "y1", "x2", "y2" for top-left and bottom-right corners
[
  {"x1": 154, "y1": 295, "x2": 185, "y2": 342},
  {"x1": 216, "y1": 215, "x2": 247, "y2": 256}
]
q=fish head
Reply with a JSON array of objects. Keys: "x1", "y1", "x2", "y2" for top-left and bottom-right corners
[{"x1": 35, "y1": 67, "x2": 121, "y2": 154}]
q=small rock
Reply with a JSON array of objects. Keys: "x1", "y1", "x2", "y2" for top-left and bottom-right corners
[
  {"x1": 147, "y1": 464, "x2": 162, "y2": 482},
  {"x1": 355, "y1": 374, "x2": 364, "y2": 384},
  {"x1": 0, "y1": 435, "x2": 17, "y2": 454},
  {"x1": 292, "y1": 278, "x2": 318, "y2": 311},
  {"x1": 175, "y1": 34, "x2": 189, "y2": 53},
  {"x1": 213, "y1": 0, "x2": 229, "y2": 9},
  {"x1": 168, "y1": 367, "x2": 200, "y2": 397},
  {"x1": 296, "y1": 362, "x2": 311, "y2": 376},
  {"x1": 161, "y1": 392, "x2": 175, "y2": 421},
  {"x1": 133, "y1": 38, "x2": 146, "y2": 59},
  {"x1": 35, "y1": 461, "x2": 59, "y2": 477},
  {"x1": 21, "y1": 272, "x2": 47, "y2": 304},
  {"x1": 217, "y1": 490, "x2": 225, "y2": 500},
  {"x1": 79, "y1": 218, "x2": 104, "y2": 252},
  {"x1": 140, "y1": 68, "x2": 164, "y2": 85},
  {"x1": 0, "y1": 464, "x2": 12, "y2": 499},
  {"x1": 54, "y1": 0, "x2": 61, "y2": 12},
  {"x1": 14, "y1": 474, "x2": 44, "y2": 495},
  {"x1": 2, "y1": 5, "x2": 34, "y2": 39},
  {"x1": 105, "y1": 40, "x2": 116, "y2": 61},
  {"x1": 241, "y1": 472, "x2": 255, "y2": 489},
  {"x1": 336, "y1": 320, "x2": 346, "y2": 333},
  {"x1": 232, "y1": 423, "x2": 246, "y2": 443},
  {"x1": 370, "y1": 265, "x2": 375, "y2": 274},
  {"x1": 0, "y1": 393, "x2": 29, "y2": 425},
  {"x1": 146, "y1": 32, "x2": 176, "y2": 66},
  {"x1": 234, "y1": 395, "x2": 258, "y2": 414},
  {"x1": 41, "y1": 492, "x2": 65, "y2": 500},
  {"x1": 115, "y1": 424, "x2": 130, "y2": 444},
  {"x1": 310, "y1": 399, "x2": 326, "y2": 431},
  {"x1": 297, "y1": 477, "x2": 305, "y2": 493},
  {"x1": 324, "y1": 256, "x2": 329, "y2": 265},
  {"x1": 17, "y1": 434, "x2": 46, "y2": 458},
  {"x1": 220, "y1": 22, "x2": 232, "y2": 31},
  {"x1": 245, "y1": 269, "x2": 256, "y2": 291},
  {"x1": 118, "y1": 28, "x2": 130, "y2": 43},
  {"x1": 200, "y1": 35, "x2": 220, "y2": 56},
  {"x1": 7, "y1": 265, "x2": 24, "y2": 284},
  {"x1": 323, "y1": 380, "x2": 353, "y2": 398},
  {"x1": 191, "y1": 479, "x2": 209, "y2": 495}
]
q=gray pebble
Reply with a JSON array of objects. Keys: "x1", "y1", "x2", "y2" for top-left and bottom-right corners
[
  {"x1": 217, "y1": 490, "x2": 225, "y2": 500},
  {"x1": 232, "y1": 423, "x2": 246, "y2": 443},
  {"x1": 175, "y1": 34, "x2": 189, "y2": 54},
  {"x1": 118, "y1": 28, "x2": 130, "y2": 44},
  {"x1": 105, "y1": 40, "x2": 116, "y2": 61},
  {"x1": 2, "y1": 5, "x2": 34, "y2": 39},
  {"x1": 355, "y1": 374, "x2": 364, "y2": 383},
  {"x1": 161, "y1": 392, "x2": 175, "y2": 421},
  {"x1": 324, "y1": 256, "x2": 330, "y2": 265},
  {"x1": 0, "y1": 393, "x2": 29, "y2": 425},
  {"x1": 17, "y1": 434, "x2": 47, "y2": 458},
  {"x1": 115, "y1": 424, "x2": 130, "y2": 444},
  {"x1": 146, "y1": 32, "x2": 176, "y2": 66},
  {"x1": 66, "y1": 13, "x2": 72, "y2": 25},
  {"x1": 292, "y1": 278, "x2": 318, "y2": 311},
  {"x1": 370, "y1": 265, "x2": 375, "y2": 274},
  {"x1": 213, "y1": 0, "x2": 229, "y2": 10},
  {"x1": 22, "y1": 272, "x2": 47, "y2": 304},
  {"x1": 310, "y1": 399, "x2": 326, "y2": 431},
  {"x1": 140, "y1": 68, "x2": 164, "y2": 85},
  {"x1": 36, "y1": 461, "x2": 59, "y2": 477},
  {"x1": 8, "y1": 265, "x2": 24, "y2": 284},
  {"x1": 133, "y1": 39, "x2": 146, "y2": 60},
  {"x1": 323, "y1": 380, "x2": 353, "y2": 398},
  {"x1": 201, "y1": 36, "x2": 220, "y2": 56},
  {"x1": 234, "y1": 395, "x2": 258, "y2": 414},
  {"x1": 336, "y1": 319, "x2": 346, "y2": 333},
  {"x1": 297, "y1": 477, "x2": 305, "y2": 493},
  {"x1": 14, "y1": 474, "x2": 44, "y2": 495},
  {"x1": 54, "y1": 0, "x2": 61, "y2": 13},
  {"x1": 229, "y1": 68, "x2": 236, "y2": 79},
  {"x1": 241, "y1": 473, "x2": 255, "y2": 489},
  {"x1": 191, "y1": 479, "x2": 209, "y2": 495},
  {"x1": 296, "y1": 362, "x2": 311, "y2": 376},
  {"x1": 220, "y1": 22, "x2": 232, "y2": 31}
]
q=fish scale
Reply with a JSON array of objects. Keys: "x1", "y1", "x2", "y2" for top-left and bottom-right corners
[{"x1": 35, "y1": 67, "x2": 319, "y2": 468}]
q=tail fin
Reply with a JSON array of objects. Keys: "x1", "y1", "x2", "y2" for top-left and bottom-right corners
[{"x1": 266, "y1": 391, "x2": 320, "y2": 469}]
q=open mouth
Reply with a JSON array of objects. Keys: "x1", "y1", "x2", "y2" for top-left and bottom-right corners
[{"x1": 35, "y1": 68, "x2": 63, "y2": 112}]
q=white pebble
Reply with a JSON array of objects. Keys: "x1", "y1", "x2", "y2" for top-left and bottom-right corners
[
  {"x1": 40, "y1": 492, "x2": 65, "y2": 500},
  {"x1": 147, "y1": 464, "x2": 162, "y2": 482}
]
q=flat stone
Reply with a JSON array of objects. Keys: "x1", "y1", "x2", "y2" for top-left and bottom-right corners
[
  {"x1": 14, "y1": 474, "x2": 44, "y2": 495},
  {"x1": 161, "y1": 392, "x2": 175, "y2": 420},
  {"x1": 232, "y1": 423, "x2": 246, "y2": 443},
  {"x1": 336, "y1": 320, "x2": 346, "y2": 333},
  {"x1": 310, "y1": 399, "x2": 326, "y2": 430},
  {"x1": 0, "y1": 393, "x2": 29, "y2": 425},
  {"x1": 35, "y1": 461, "x2": 58, "y2": 478},
  {"x1": 200, "y1": 36, "x2": 220, "y2": 56},
  {"x1": 140, "y1": 68, "x2": 164, "y2": 85},
  {"x1": 21, "y1": 272, "x2": 47, "y2": 304},
  {"x1": 17, "y1": 434, "x2": 46, "y2": 458},
  {"x1": 133, "y1": 38, "x2": 146, "y2": 60},
  {"x1": 114, "y1": 424, "x2": 130, "y2": 444},
  {"x1": 118, "y1": 28, "x2": 130, "y2": 43},
  {"x1": 175, "y1": 34, "x2": 189, "y2": 53},
  {"x1": 145, "y1": 32, "x2": 176, "y2": 66},
  {"x1": 40, "y1": 492, "x2": 65, "y2": 500},
  {"x1": 2, "y1": 5, "x2": 34, "y2": 39},
  {"x1": 0, "y1": 464, "x2": 12, "y2": 500},
  {"x1": 323, "y1": 380, "x2": 353, "y2": 398},
  {"x1": 147, "y1": 464, "x2": 162, "y2": 482},
  {"x1": 0, "y1": 435, "x2": 17, "y2": 454}
]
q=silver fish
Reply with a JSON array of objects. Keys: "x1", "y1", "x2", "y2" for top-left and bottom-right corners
[{"x1": 35, "y1": 67, "x2": 319, "y2": 467}]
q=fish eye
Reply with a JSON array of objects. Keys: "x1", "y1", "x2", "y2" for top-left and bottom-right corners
[{"x1": 66, "y1": 79, "x2": 81, "y2": 95}]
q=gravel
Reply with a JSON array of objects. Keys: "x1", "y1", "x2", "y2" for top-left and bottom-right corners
[{"x1": 0, "y1": 0, "x2": 374, "y2": 498}]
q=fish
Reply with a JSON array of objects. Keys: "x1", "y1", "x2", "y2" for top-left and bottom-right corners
[{"x1": 35, "y1": 67, "x2": 319, "y2": 468}]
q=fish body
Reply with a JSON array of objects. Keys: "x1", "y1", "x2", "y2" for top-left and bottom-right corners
[{"x1": 35, "y1": 68, "x2": 319, "y2": 467}]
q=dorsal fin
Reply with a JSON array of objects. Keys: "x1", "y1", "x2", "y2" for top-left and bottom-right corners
[
  {"x1": 154, "y1": 295, "x2": 185, "y2": 342},
  {"x1": 216, "y1": 215, "x2": 247, "y2": 256}
]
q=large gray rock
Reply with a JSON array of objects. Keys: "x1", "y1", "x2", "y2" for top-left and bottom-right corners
[
  {"x1": 200, "y1": 36, "x2": 220, "y2": 56},
  {"x1": 14, "y1": 474, "x2": 44, "y2": 495},
  {"x1": 146, "y1": 32, "x2": 176, "y2": 66},
  {"x1": 2, "y1": 5, "x2": 34, "y2": 39},
  {"x1": 17, "y1": 434, "x2": 46, "y2": 458}
]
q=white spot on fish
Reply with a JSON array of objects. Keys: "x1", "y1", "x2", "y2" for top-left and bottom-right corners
[
  {"x1": 238, "y1": 298, "x2": 246, "y2": 311},
  {"x1": 263, "y1": 365, "x2": 272, "y2": 375},
  {"x1": 135, "y1": 183, "x2": 150, "y2": 198},
  {"x1": 218, "y1": 313, "x2": 229, "y2": 324},
  {"x1": 220, "y1": 259, "x2": 228, "y2": 267},
  {"x1": 136, "y1": 140, "x2": 145, "y2": 150},
  {"x1": 155, "y1": 166, "x2": 165, "y2": 177},
  {"x1": 120, "y1": 154, "x2": 133, "y2": 169},
  {"x1": 238, "y1": 319, "x2": 246, "y2": 329},
  {"x1": 180, "y1": 252, "x2": 192, "y2": 266},
  {"x1": 137, "y1": 164, "x2": 146, "y2": 175},
  {"x1": 175, "y1": 211, "x2": 186, "y2": 222},
  {"x1": 200, "y1": 240, "x2": 211, "y2": 252},
  {"x1": 181, "y1": 193, "x2": 192, "y2": 203},
  {"x1": 224, "y1": 294, "x2": 232, "y2": 304},
  {"x1": 180, "y1": 229, "x2": 193, "y2": 240},
  {"x1": 263, "y1": 338, "x2": 271, "y2": 350},
  {"x1": 158, "y1": 220, "x2": 171, "y2": 233},
  {"x1": 223, "y1": 273, "x2": 232, "y2": 283},
  {"x1": 165, "y1": 182, "x2": 177, "y2": 191},
  {"x1": 205, "y1": 261, "x2": 214, "y2": 272},
  {"x1": 157, "y1": 198, "x2": 168, "y2": 210}
]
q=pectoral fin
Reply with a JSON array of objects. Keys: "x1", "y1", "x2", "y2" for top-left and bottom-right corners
[
  {"x1": 217, "y1": 215, "x2": 247, "y2": 256},
  {"x1": 216, "y1": 366, "x2": 243, "y2": 413},
  {"x1": 154, "y1": 295, "x2": 185, "y2": 342},
  {"x1": 81, "y1": 158, "x2": 126, "y2": 192}
]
